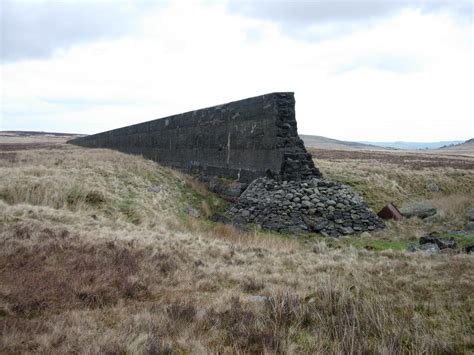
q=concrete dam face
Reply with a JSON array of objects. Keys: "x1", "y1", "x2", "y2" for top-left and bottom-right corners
[{"x1": 68, "y1": 93, "x2": 320, "y2": 183}]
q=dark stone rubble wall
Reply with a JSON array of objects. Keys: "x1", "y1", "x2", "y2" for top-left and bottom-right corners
[
  {"x1": 68, "y1": 92, "x2": 320, "y2": 183},
  {"x1": 227, "y1": 177, "x2": 385, "y2": 236}
]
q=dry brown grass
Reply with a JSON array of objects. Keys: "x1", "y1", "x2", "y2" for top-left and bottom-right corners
[
  {"x1": 2, "y1": 219, "x2": 472, "y2": 353},
  {"x1": 315, "y1": 156, "x2": 474, "y2": 219},
  {"x1": 0, "y1": 132, "x2": 81, "y2": 144},
  {"x1": 0, "y1": 140, "x2": 473, "y2": 353}
]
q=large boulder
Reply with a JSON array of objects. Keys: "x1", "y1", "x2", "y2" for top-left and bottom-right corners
[
  {"x1": 399, "y1": 202, "x2": 438, "y2": 219},
  {"x1": 200, "y1": 176, "x2": 248, "y2": 201},
  {"x1": 426, "y1": 182, "x2": 439, "y2": 192},
  {"x1": 464, "y1": 221, "x2": 474, "y2": 232},
  {"x1": 419, "y1": 243, "x2": 440, "y2": 253},
  {"x1": 466, "y1": 208, "x2": 474, "y2": 221},
  {"x1": 465, "y1": 244, "x2": 474, "y2": 254},
  {"x1": 419, "y1": 234, "x2": 457, "y2": 249}
]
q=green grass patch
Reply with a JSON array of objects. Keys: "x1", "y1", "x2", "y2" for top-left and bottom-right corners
[
  {"x1": 438, "y1": 233, "x2": 474, "y2": 247},
  {"x1": 343, "y1": 238, "x2": 412, "y2": 251},
  {"x1": 117, "y1": 191, "x2": 141, "y2": 224},
  {"x1": 312, "y1": 233, "x2": 474, "y2": 252},
  {"x1": 306, "y1": 234, "x2": 413, "y2": 251},
  {"x1": 176, "y1": 179, "x2": 229, "y2": 219}
]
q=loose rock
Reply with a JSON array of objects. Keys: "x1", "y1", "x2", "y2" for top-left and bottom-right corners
[
  {"x1": 199, "y1": 176, "x2": 248, "y2": 201},
  {"x1": 247, "y1": 295, "x2": 269, "y2": 302},
  {"x1": 186, "y1": 206, "x2": 200, "y2": 218},
  {"x1": 210, "y1": 213, "x2": 230, "y2": 224},
  {"x1": 241, "y1": 210, "x2": 250, "y2": 218},
  {"x1": 464, "y1": 222, "x2": 474, "y2": 232},
  {"x1": 466, "y1": 208, "x2": 474, "y2": 221},
  {"x1": 464, "y1": 244, "x2": 474, "y2": 254},
  {"x1": 419, "y1": 235, "x2": 457, "y2": 249},
  {"x1": 419, "y1": 243, "x2": 440, "y2": 253},
  {"x1": 399, "y1": 202, "x2": 438, "y2": 219},
  {"x1": 426, "y1": 182, "x2": 439, "y2": 192},
  {"x1": 148, "y1": 186, "x2": 162, "y2": 193}
]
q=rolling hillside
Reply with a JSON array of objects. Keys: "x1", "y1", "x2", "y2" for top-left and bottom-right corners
[
  {"x1": 301, "y1": 134, "x2": 474, "y2": 156},
  {"x1": 436, "y1": 138, "x2": 474, "y2": 156},
  {"x1": 300, "y1": 134, "x2": 385, "y2": 150},
  {"x1": 0, "y1": 133, "x2": 473, "y2": 353},
  {"x1": 359, "y1": 140, "x2": 465, "y2": 150}
]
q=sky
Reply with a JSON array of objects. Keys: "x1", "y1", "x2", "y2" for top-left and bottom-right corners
[{"x1": 1, "y1": 0, "x2": 473, "y2": 142}]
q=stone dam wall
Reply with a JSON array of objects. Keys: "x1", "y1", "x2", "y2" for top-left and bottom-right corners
[
  {"x1": 69, "y1": 92, "x2": 385, "y2": 236},
  {"x1": 68, "y1": 92, "x2": 320, "y2": 183}
]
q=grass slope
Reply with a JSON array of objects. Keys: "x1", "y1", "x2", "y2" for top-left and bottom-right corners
[{"x1": 0, "y1": 140, "x2": 473, "y2": 353}]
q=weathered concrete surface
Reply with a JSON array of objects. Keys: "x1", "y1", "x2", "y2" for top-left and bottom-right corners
[{"x1": 68, "y1": 93, "x2": 320, "y2": 183}]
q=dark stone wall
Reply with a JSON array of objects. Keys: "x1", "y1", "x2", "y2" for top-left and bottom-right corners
[{"x1": 68, "y1": 92, "x2": 320, "y2": 183}]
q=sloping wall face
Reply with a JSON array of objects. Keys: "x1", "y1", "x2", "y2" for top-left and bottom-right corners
[{"x1": 69, "y1": 92, "x2": 320, "y2": 183}]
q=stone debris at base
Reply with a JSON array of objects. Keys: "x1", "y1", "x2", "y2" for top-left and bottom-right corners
[{"x1": 227, "y1": 177, "x2": 385, "y2": 237}]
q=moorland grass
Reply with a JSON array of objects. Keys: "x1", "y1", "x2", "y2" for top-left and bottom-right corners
[{"x1": 0, "y1": 142, "x2": 473, "y2": 353}]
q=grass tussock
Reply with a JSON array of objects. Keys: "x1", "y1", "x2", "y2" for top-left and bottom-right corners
[
  {"x1": 315, "y1": 158, "x2": 474, "y2": 213},
  {"x1": 0, "y1": 141, "x2": 473, "y2": 353}
]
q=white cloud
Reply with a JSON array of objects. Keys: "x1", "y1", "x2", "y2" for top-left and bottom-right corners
[
  {"x1": 227, "y1": 0, "x2": 473, "y2": 41},
  {"x1": 1, "y1": 1, "x2": 472, "y2": 141},
  {"x1": 0, "y1": 0, "x2": 159, "y2": 62}
]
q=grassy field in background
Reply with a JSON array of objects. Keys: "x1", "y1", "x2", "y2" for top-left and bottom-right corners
[{"x1": 0, "y1": 137, "x2": 473, "y2": 353}]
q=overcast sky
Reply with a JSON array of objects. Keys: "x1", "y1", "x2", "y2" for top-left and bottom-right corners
[{"x1": 1, "y1": 0, "x2": 473, "y2": 141}]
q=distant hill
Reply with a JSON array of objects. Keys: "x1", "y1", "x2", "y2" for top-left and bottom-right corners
[
  {"x1": 436, "y1": 138, "x2": 474, "y2": 156},
  {"x1": 0, "y1": 131, "x2": 86, "y2": 145},
  {"x1": 300, "y1": 134, "x2": 474, "y2": 154},
  {"x1": 0, "y1": 131, "x2": 81, "y2": 137},
  {"x1": 357, "y1": 140, "x2": 465, "y2": 150},
  {"x1": 300, "y1": 135, "x2": 388, "y2": 150},
  {"x1": 439, "y1": 138, "x2": 474, "y2": 148}
]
